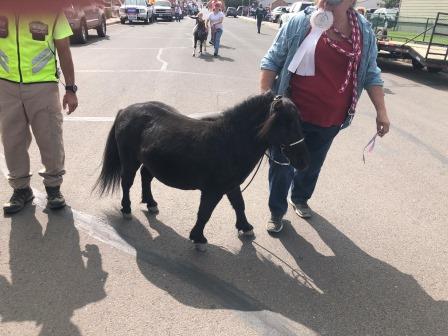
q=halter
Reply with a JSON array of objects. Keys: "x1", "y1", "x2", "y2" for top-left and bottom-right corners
[
  {"x1": 264, "y1": 137, "x2": 304, "y2": 166},
  {"x1": 266, "y1": 95, "x2": 306, "y2": 166}
]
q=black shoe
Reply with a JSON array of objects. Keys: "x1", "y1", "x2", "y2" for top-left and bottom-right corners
[
  {"x1": 214, "y1": 53, "x2": 218, "y2": 57},
  {"x1": 209, "y1": 40, "x2": 214, "y2": 45},
  {"x1": 3, "y1": 188, "x2": 34, "y2": 215},
  {"x1": 45, "y1": 186, "x2": 66, "y2": 210}
]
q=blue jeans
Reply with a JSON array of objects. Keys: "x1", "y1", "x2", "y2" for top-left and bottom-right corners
[
  {"x1": 214, "y1": 28, "x2": 223, "y2": 55},
  {"x1": 268, "y1": 122, "x2": 340, "y2": 218}
]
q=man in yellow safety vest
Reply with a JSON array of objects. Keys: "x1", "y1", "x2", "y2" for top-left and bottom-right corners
[{"x1": 0, "y1": 12, "x2": 78, "y2": 214}]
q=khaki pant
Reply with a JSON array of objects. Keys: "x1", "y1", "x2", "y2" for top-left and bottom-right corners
[{"x1": 0, "y1": 80, "x2": 65, "y2": 189}]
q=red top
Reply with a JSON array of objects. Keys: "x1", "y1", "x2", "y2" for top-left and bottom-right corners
[{"x1": 290, "y1": 35, "x2": 354, "y2": 127}]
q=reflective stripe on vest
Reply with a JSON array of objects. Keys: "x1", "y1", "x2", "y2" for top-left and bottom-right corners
[
  {"x1": 0, "y1": 15, "x2": 58, "y2": 83},
  {"x1": 32, "y1": 48, "x2": 53, "y2": 74},
  {"x1": 0, "y1": 50, "x2": 9, "y2": 73}
]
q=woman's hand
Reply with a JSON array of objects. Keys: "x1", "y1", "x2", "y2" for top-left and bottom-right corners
[
  {"x1": 367, "y1": 86, "x2": 390, "y2": 137},
  {"x1": 376, "y1": 110, "x2": 390, "y2": 137}
]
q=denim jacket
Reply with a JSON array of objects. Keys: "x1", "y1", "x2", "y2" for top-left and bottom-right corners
[{"x1": 260, "y1": 8, "x2": 384, "y2": 128}]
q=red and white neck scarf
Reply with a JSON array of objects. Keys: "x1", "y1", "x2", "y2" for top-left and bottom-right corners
[{"x1": 323, "y1": 9, "x2": 362, "y2": 116}]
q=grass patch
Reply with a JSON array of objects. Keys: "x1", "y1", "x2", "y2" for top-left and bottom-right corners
[{"x1": 388, "y1": 31, "x2": 448, "y2": 45}]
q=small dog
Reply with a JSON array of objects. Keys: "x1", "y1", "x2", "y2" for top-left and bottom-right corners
[{"x1": 192, "y1": 13, "x2": 208, "y2": 57}]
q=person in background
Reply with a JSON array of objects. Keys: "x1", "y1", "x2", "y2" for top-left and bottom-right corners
[
  {"x1": 255, "y1": 4, "x2": 266, "y2": 34},
  {"x1": 207, "y1": 4, "x2": 224, "y2": 57},
  {"x1": 175, "y1": 4, "x2": 182, "y2": 22},
  {"x1": 260, "y1": 0, "x2": 390, "y2": 233}
]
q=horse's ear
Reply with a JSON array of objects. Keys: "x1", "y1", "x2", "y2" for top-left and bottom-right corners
[
  {"x1": 263, "y1": 90, "x2": 275, "y2": 100},
  {"x1": 270, "y1": 96, "x2": 283, "y2": 116}
]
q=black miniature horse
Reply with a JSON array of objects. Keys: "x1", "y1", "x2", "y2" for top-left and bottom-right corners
[
  {"x1": 192, "y1": 16, "x2": 208, "y2": 56},
  {"x1": 95, "y1": 92, "x2": 310, "y2": 250}
]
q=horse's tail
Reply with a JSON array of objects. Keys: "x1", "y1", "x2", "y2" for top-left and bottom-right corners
[{"x1": 93, "y1": 115, "x2": 122, "y2": 196}]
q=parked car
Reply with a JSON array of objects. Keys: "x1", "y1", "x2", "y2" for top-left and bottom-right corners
[
  {"x1": 370, "y1": 7, "x2": 399, "y2": 29},
  {"x1": 64, "y1": 2, "x2": 106, "y2": 44},
  {"x1": 119, "y1": 0, "x2": 155, "y2": 24},
  {"x1": 271, "y1": 6, "x2": 289, "y2": 23},
  {"x1": 279, "y1": 1, "x2": 314, "y2": 27},
  {"x1": 226, "y1": 7, "x2": 237, "y2": 18},
  {"x1": 236, "y1": 6, "x2": 249, "y2": 16},
  {"x1": 153, "y1": 0, "x2": 174, "y2": 22}
]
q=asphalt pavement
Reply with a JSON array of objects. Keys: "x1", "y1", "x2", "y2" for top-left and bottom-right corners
[{"x1": 0, "y1": 17, "x2": 447, "y2": 336}]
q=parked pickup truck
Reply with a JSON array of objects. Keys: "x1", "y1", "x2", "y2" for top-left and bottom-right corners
[
  {"x1": 120, "y1": 0, "x2": 155, "y2": 24},
  {"x1": 153, "y1": 0, "x2": 174, "y2": 22},
  {"x1": 65, "y1": 2, "x2": 107, "y2": 44}
]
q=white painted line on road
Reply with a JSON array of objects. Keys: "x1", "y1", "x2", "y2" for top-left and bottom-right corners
[
  {"x1": 157, "y1": 48, "x2": 168, "y2": 71},
  {"x1": 76, "y1": 69, "x2": 254, "y2": 81},
  {"x1": 77, "y1": 69, "x2": 159, "y2": 73},
  {"x1": 85, "y1": 47, "x2": 189, "y2": 50},
  {"x1": 62, "y1": 112, "x2": 221, "y2": 123},
  {"x1": 107, "y1": 26, "x2": 134, "y2": 35},
  {"x1": 114, "y1": 37, "x2": 190, "y2": 39},
  {"x1": 64, "y1": 116, "x2": 115, "y2": 122}
]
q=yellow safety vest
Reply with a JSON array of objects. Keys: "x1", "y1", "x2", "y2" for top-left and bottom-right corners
[{"x1": 0, "y1": 14, "x2": 72, "y2": 84}]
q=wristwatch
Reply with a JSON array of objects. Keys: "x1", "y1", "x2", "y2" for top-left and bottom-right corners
[{"x1": 65, "y1": 84, "x2": 78, "y2": 94}]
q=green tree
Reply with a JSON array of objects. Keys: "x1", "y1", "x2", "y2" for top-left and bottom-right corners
[{"x1": 383, "y1": 0, "x2": 400, "y2": 8}]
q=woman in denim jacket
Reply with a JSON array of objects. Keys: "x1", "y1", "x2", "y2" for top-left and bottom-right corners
[{"x1": 260, "y1": 0, "x2": 390, "y2": 233}]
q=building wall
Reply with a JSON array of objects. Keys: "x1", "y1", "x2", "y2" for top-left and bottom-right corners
[{"x1": 399, "y1": 0, "x2": 448, "y2": 19}]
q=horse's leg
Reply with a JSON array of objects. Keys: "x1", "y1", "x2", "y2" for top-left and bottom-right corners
[
  {"x1": 140, "y1": 166, "x2": 159, "y2": 214},
  {"x1": 120, "y1": 160, "x2": 140, "y2": 219},
  {"x1": 193, "y1": 35, "x2": 197, "y2": 56},
  {"x1": 226, "y1": 187, "x2": 254, "y2": 236},
  {"x1": 189, "y1": 191, "x2": 223, "y2": 251}
]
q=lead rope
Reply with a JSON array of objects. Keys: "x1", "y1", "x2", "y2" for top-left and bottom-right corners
[{"x1": 241, "y1": 156, "x2": 264, "y2": 193}]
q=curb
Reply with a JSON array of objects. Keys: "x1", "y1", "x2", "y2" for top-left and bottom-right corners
[{"x1": 106, "y1": 18, "x2": 121, "y2": 26}]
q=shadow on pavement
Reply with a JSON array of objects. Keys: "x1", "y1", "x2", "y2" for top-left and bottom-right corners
[
  {"x1": 378, "y1": 59, "x2": 448, "y2": 92},
  {"x1": 70, "y1": 35, "x2": 111, "y2": 48},
  {"x1": 199, "y1": 53, "x2": 235, "y2": 63},
  {"x1": 219, "y1": 44, "x2": 236, "y2": 50},
  {"x1": 111, "y1": 211, "x2": 448, "y2": 335},
  {"x1": 0, "y1": 206, "x2": 108, "y2": 336}
]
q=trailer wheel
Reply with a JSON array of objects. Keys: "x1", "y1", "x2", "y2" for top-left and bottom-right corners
[
  {"x1": 427, "y1": 67, "x2": 442, "y2": 73},
  {"x1": 412, "y1": 59, "x2": 424, "y2": 70}
]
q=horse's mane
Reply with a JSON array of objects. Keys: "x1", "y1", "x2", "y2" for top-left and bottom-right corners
[{"x1": 220, "y1": 91, "x2": 275, "y2": 126}]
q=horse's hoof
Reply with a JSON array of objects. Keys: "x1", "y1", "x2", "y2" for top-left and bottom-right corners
[
  {"x1": 122, "y1": 212, "x2": 132, "y2": 220},
  {"x1": 147, "y1": 205, "x2": 159, "y2": 214},
  {"x1": 194, "y1": 243, "x2": 207, "y2": 252},
  {"x1": 241, "y1": 229, "x2": 255, "y2": 237}
]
